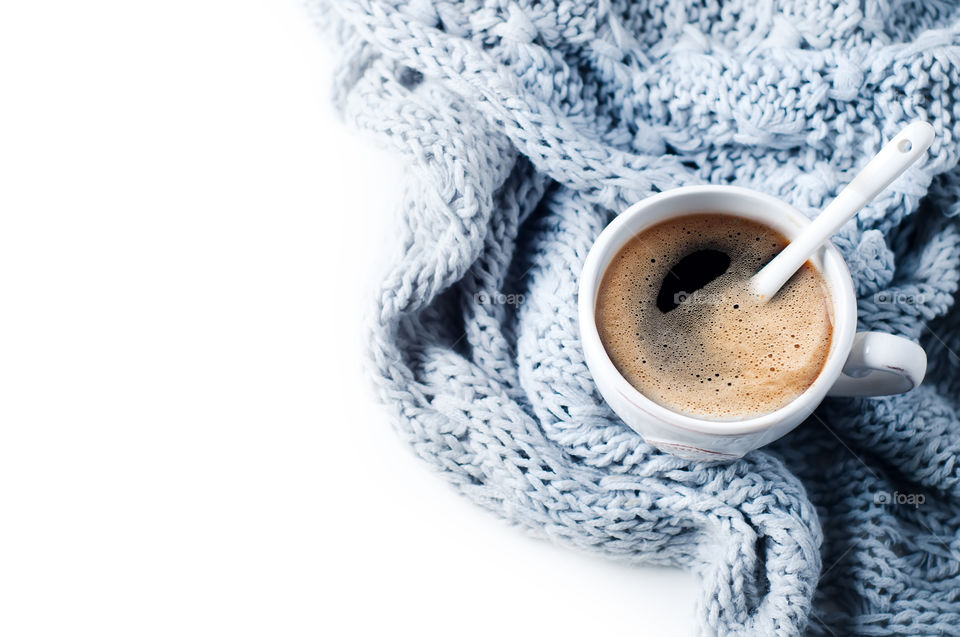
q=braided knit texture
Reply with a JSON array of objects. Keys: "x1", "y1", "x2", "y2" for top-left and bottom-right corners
[{"x1": 315, "y1": 1, "x2": 960, "y2": 634}]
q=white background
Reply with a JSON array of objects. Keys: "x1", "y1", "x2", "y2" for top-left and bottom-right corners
[{"x1": 0, "y1": 1, "x2": 695, "y2": 635}]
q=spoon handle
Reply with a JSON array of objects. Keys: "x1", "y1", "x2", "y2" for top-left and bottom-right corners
[{"x1": 750, "y1": 121, "x2": 935, "y2": 301}]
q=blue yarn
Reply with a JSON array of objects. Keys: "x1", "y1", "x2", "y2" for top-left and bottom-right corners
[{"x1": 314, "y1": 1, "x2": 960, "y2": 634}]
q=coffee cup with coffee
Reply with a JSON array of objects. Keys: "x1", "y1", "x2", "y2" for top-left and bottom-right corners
[{"x1": 578, "y1": 185, "x2": 927, "y2": 460}]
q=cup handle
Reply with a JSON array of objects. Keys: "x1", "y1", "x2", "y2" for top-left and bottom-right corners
[{"x1": 827, "y1": 332, "x2": 927, "y2": 397}]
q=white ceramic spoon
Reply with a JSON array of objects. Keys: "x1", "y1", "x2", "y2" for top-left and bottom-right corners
[{"x1": 750, "y1": 121, "x2": 935, "y2": 301}]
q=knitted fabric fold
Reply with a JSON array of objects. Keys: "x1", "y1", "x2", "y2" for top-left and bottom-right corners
[{"x1": 315, "y1": 1, "x2": 960, "y2": 634}]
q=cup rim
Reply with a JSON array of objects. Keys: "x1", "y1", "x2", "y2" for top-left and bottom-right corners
[{"x1": 578, "y1": 185, "x2": 858, "y2": 436}]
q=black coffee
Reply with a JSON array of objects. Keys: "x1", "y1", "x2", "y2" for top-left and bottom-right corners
[{"x1": 595, "y1": 214, "x2": 832, "y2": 419}]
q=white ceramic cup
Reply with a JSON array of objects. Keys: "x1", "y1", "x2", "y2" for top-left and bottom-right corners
[{"x1": 578, "y1": 185, "x2": 927, "y2": 461}]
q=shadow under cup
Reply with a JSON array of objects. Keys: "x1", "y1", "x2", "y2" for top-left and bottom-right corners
[{"x1": 578, "y1": 186, "x2": 858, "y2": 457}]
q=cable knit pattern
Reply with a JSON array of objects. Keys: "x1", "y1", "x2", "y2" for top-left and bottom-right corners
[{"x1": 313, "y1": 1, "x2": 960, "y2": 634}]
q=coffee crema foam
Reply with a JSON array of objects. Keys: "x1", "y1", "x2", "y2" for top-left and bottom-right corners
[{"x1": 596, "y1": 214, "x2": 833, "y2": 420}]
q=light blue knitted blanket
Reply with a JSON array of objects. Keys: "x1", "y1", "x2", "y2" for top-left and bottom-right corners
[{"x1": 316, "y1": 1, "x2": 960, "y2": 634}]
